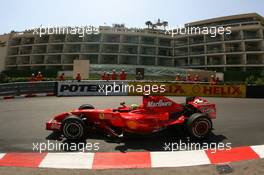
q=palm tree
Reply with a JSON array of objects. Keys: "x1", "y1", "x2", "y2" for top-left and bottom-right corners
[
  {"x1": 145, "y1": 21, "x2": 152, "y2": 29},
  {"x1": 162, "y1": 21, "x2": 168, "y2": 30}
]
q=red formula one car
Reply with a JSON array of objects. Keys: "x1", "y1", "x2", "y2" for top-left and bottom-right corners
[{"x1": 46, "y1": 96, "x2": 216, "y2": 140}]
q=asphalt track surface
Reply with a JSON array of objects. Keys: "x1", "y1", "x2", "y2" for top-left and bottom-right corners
[{"x1": 0, "y1": 96, "x2": 264, "y2": 152}]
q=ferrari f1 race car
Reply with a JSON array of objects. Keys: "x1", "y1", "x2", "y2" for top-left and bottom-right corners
[{"x1": 46, "y1": 96, "x2": 216, "y2": 140}]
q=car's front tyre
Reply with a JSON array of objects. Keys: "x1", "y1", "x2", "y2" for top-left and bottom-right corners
[{"x1": 61, "y1": 116, "x2": 85, "y2": 140}]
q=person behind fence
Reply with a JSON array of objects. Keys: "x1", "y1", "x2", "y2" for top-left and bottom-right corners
[
  {"x1": 36, "y1": 71, "x2": 43, "y2": 81},
  {"x1": 193, "y1": 74, "x2": 200, "y2": 82},
  {"x1": 210, "y1": 74, "x2": 217, "y2": 85},
  {"x1": 186, "y1": 74, "x2": 192, "y2": 81},
  {"x1": 120, "y1": 69, "x2": 127, "y2": 80},
  {"x1": 106, "y1": 72, "x2": 110, "y2": 81},
  {"x1": 175, "y1": 73, "x2": 181, "y2": 81},
  {"x1": 136, "y1": 72, "x2": 143, "y2": 80},
  {"x1": 58, "y1": 73, "x2": 65, "y2": 81},
  {"x1": 101, "y1": 71, "x2": 107, "y2": 80},
  {"x1": 111, "y1": 69, "x2": 117, "y2": 80},
  {"x1": 76, "y1": 73, "x2": 81, "y2": 82},
  {"x1": 29, "y1": 73, "x2": 36, "y2": 82}
]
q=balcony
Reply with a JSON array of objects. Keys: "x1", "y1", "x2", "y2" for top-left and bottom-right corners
[
  {"x1": 84, "y1": 34, "x2": 101, "y2": 42},
  {"x1": 141, "y1": 47, "x2": 156, "y2": 55},
  {"x1": 175, "y1": 58, "x2": 187, "y2": 66},
  {"x1": 224, "y1": 32, "x2": 241, "y2": 41},
  {"x1": 66, "y1": 35, "x2": 83, "y2": 42},
  {"x1": 21, "y1": 37, "x2": 35, "y2": 45},
  {"x1": 101, "y1": 55, "x2": 118, "y2": 64},
  {"x1": 247, "y1": 54, "x2": 264, "y2": 64},
  {"x1": 122, "y1": 35, "x2": 139, "y2": 44},
  {"x1": 174, "y1": 38, "x2": 188, "y2": 46},
  {"x1": 19, "y1": 46, "x2": 32, "y2": 54},
  {"x1": 245, "y1": 42, "x2": 262, "y2": 52},
  {"x1": 103, "y1": 35, "x2": 120, "y2": 43},
  {"x1": 80, "y1": 55, "x2": 99, "y2": 64},
  {"x1": 31, "y1": 56, "x2": 44, "y2": 64},
  {"x1": 243, "y1": 30, "x2": 261, "y2": 40},
  {"x1": 189, "y1": 36, "x2": 204, "y2": 44},
  {"x1": 159, "y1": 38, "x2": 171, "y2": 47},
  {"x1": 48, "y1": 44, "x2": 63, "y2": 53},
  {"x1": 207, "y1": 44, "x2": 223, "y2": 54},
  {"x1": 140, "y1": 56, "x2": 155, "y2": 65},
  {"x1": 158, "y1": 58, "x2": 173, "y2": 66},
  {"x1": 46, "y1": 56, "x2": 61, "y2": 64},
  {"x1": 32, "y1": 45, "x2": 47, "y2": 54},
  {"x1": 158, "y1": 48, "x2": 172, "y2": 56},
  {"x1": 17, "y1": 56, "x2": 30, "y2": 64},
  {"x1": 119, "y1": 56, "x2": 137, "y2": 64},
  {"x1": 35, "y1": 35, "x2": 49, "y2": 43},
  {"x1": 141, "y1": 37, "x2": 156, "y2": 45},
  {"x1": 82, "y1": 45, "x2": 100, "y2": 53},
  {"x1": 9, "y1": 38, "x2": 21, "y2": 46},
  {"x1": 49, "y1": 35, "x2": 66, "y2": 43},
  {"x1": 226, "y1": 55, "x2": 243, "y2": 64},
  {"x1": 207, "y1": 56, "x2": 224, "y2": 65},
  {"x1": 64, "y1": 45, "x2": 81, "y2": 53},
  {"x1": 8, "y1": 48, "x2": 19, "y2": 55},
  {"x1": 6, "y1": 58, "x2": 17, "y2": 65},
  {"x1": 206, "y1": 34, "x2": 222, "y2": 43},
  {"x1": 102, "y1": 45, "x2": 119, "y2": 53},
  {"x1": 190, "y1": 57, "x2": 205, "y2": 65},
  {"x1": 225, "y1": 43, "x2": 242, "y2": 52}
]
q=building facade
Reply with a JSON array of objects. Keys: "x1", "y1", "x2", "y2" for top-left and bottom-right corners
[{"x1": 0, "y1": 13, "x2": 263, "y2": 75}]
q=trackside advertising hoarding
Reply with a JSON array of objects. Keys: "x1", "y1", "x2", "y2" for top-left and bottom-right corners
[
  {"x1": 57, "y1": 81, "x2": 246, "y2": 98},
  {"x1": 127, "y1": 82, "x2": 246, "y2": 98},
  {"x1": 57, "y1": 81, "x2": 128, "y2": 96}
]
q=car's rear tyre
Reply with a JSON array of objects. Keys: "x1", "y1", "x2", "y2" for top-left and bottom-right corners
[
  {"x1": 61, "y1": 116, "x2": 85, "y2": 140},
  {"x1": 79, "y1": 104, "x2": 95, "y2": 110},
  {"x1": 186, "y1": 113, "x2": 212, "y2": 139}
]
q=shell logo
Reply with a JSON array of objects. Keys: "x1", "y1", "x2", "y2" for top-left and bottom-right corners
[
  {"x1": 126, "y1": 121, "x2": 138, "y2": 129},
  {"x1": 99, "y1": 113, "x2": 104, "y2": 120}
]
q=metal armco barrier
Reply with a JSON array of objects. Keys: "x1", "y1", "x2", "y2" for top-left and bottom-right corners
[
  {"x1": 127, "y1": 82, "x2": 247, "y2": 98},
  {"x1": 0, "y1": 81, "x2": 56, "y2": 96},
  {"x1": 57, "y1": 81, "x2": 128, "y2": 96},
  {"x1": 0, "y1": 80, "x2": 263, "y2": 98},
  {"x1": 246, "y1": 85, "x2": 264, "y2": 98}
]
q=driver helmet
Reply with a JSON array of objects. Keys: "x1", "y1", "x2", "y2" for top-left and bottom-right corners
[{"x1": 130, "y1": 104, "x2": 138, "y2": 110}]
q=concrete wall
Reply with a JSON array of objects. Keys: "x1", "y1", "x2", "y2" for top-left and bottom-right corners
[{"x1": 0, "y1": 34, "x2": 9, "y2": 72}]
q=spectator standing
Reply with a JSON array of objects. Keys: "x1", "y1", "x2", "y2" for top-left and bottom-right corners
[
  {"x1": 111, "y1": 69, "x2": 117, "y2": 80},
  {"x1": 186, "y1": 74, "x2": 192, "y2": 81},
  {"x1": 58, "y1": 73, "x2": 65, "y2": 81},
  {"x1": 101, "y1": 71, "x2": 107, "y2": 80},
  {"x1": 210, "y1": 75, "x2": 217, "y2": 85},
  {"x1": 120, "y1": 69, "x2": 127, "y2": 80},
  {"x1": 29, "y1": 73, "x2": 36, "y2": 82},
  {"x1": 76, "y1": 73, "x2": 81, "y2": 82},
  {"x1": 136, "y1": 72, "x2": 143, "y2": 80},
  {"x1": 36, "y1": 72, "x2": 43, "y2": 81},
  {"x1": 193, "y1": 74, "x2": 200, "y2": 82},
  {"x1": 106, "y1": 72, "x2": 110, "y2": 81},
  {"x1": 175, "y1": 73, "x2": 181, "y2": 81}
]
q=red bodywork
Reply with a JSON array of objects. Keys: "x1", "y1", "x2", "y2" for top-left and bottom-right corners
[{"x1": 46, "y1": 96, "x2": 216, "y2": 136}]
